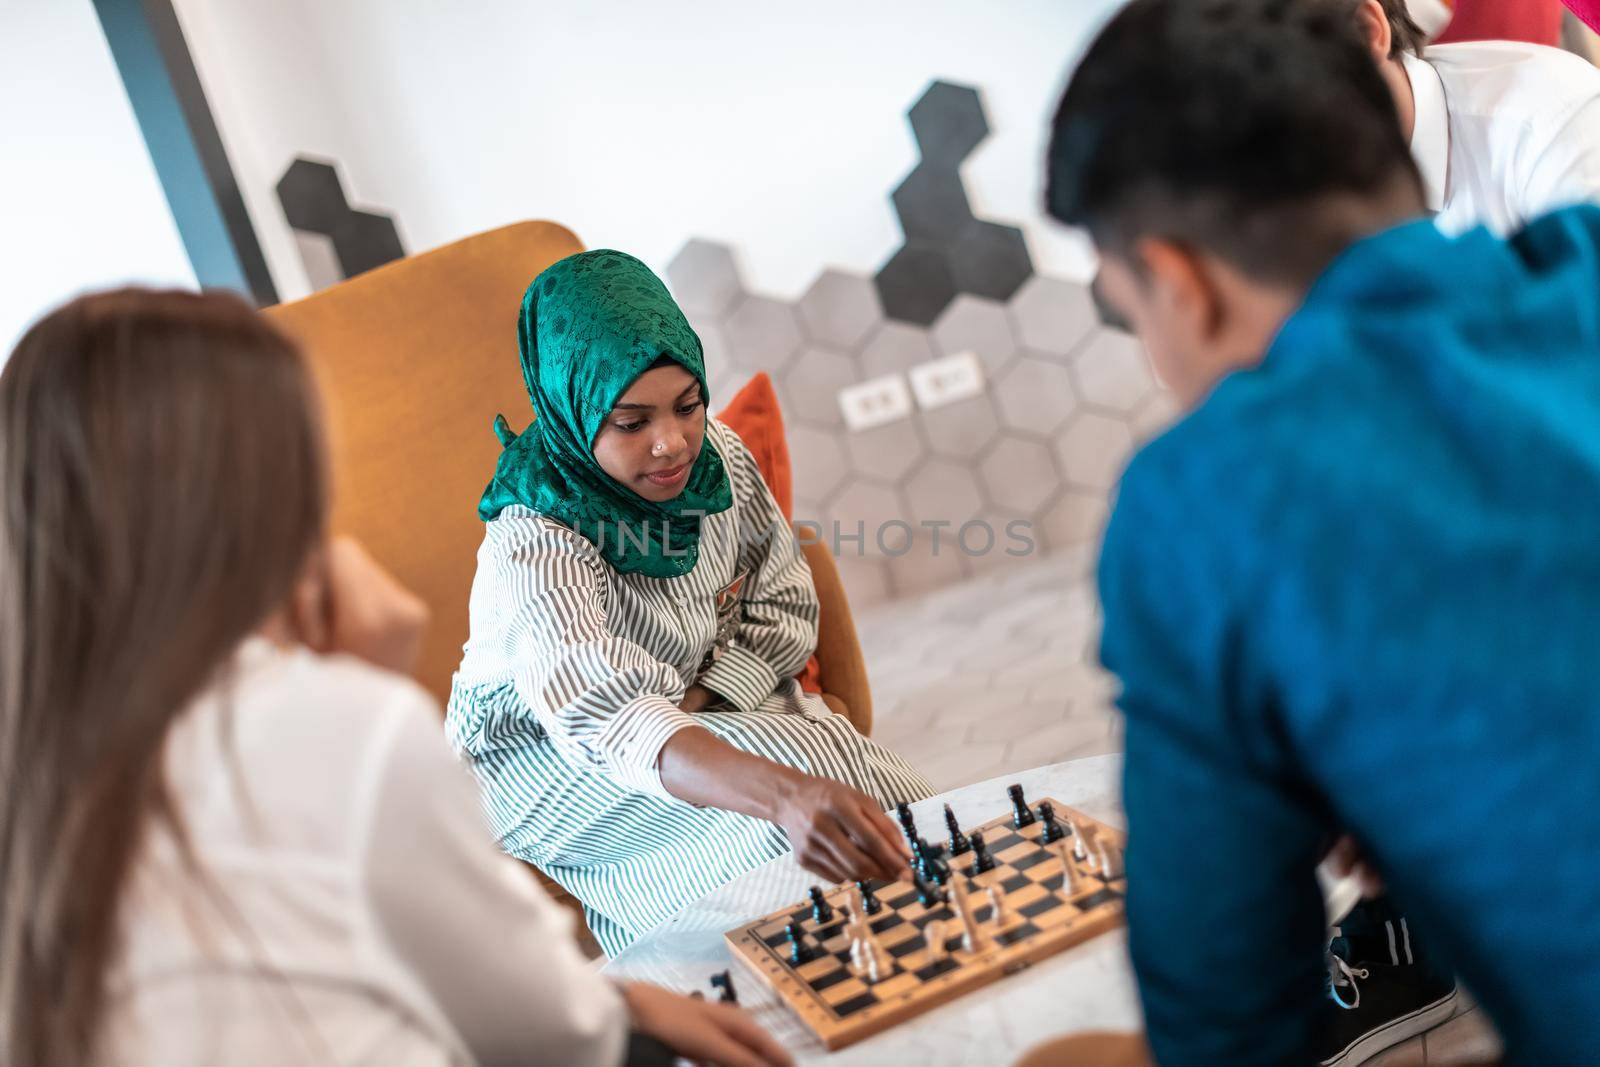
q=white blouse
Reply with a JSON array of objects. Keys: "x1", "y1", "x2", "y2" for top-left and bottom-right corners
[{"x1": 109, "y1": 638, "x2": 627, "y2": 1067}]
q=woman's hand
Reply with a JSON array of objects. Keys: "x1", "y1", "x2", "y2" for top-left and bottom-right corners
[
  {"x1": 680, "y1": 684, "x2": 718, "y2": 714},
  {"x1": 289, "y1": 536, "x2": 430, "y2": 676},
  {"x1": 621, "y1": 983, "x2": 793, "y2": 1067},
  {"x1": 1324, "y1": 833, "x2": 1385, "y2": 898},
  {"x1": 769, "y1": 775, "x2": 910, "y2": 885}
]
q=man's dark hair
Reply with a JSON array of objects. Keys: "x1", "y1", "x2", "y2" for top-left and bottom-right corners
[
  {"x1": 1047, "y1": 0, "x2": 1423, "y2": 287},
  {"x1": 1374, "y1": 0, "x2": 1427, "y2": 56}
]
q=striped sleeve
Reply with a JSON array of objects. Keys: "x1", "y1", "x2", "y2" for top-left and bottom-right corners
[
  {"x1": 697, "y1": 421, "x2": 821, "y2": 713},
  {"x1": 494, "y1": 517, "x2": 698, "y2": 798}
]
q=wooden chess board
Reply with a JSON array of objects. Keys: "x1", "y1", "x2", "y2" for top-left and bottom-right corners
[{"x1": 725, "y1": 799, "x2": 1127, "y2": 1051}]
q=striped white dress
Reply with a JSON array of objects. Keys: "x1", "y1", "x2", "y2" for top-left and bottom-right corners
[{"x1": 446, "y1": 419, "x2": 932, "y2": 955}]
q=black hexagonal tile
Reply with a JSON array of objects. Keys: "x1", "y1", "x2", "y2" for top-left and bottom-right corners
[
  {"x1": 907, "y1": 81, "x2": 988, "y2": 167},
  {"x1": 947, "y1": 221, "x2": 1033, "y2": 303},
  {"x1": 875, "y1": 244, "x2": 958, "y2": 326},
  {"x1": 891, "y1": 163, "x2": 973, "y2": 245},
  {"x1": 276, "y1": 157, "x2": 348, "y2": 235},
  {"x1": 332, "y1": 209, "x2": 405, "y2": 277}
]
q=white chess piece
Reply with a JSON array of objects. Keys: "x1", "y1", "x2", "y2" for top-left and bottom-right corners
[
  {"x1": 1068, "y1": 818, "x2": 1088, "y2": 861},
  {"x1": 1055, "y1": 839, "x2": 1086, "y2": 895},
  {"x1": 1098, "y1": 838, "x2": 1124, "y2": 879},
  {"x1": 923, "y1": 919, "x2": 946, "y2": 963},
  {"x1": 986, "y1": 885, "x2": 1014, "y2": 928},
  {"x1": 949, "y1": 877, "x2": 989, "y2": 954}
]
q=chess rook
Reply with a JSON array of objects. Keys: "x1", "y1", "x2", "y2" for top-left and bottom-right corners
[{"x1": 1008, "y1": 783, "x2": 1037, "y2": 828}]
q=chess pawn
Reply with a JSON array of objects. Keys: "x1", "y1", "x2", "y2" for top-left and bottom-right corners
[
  {"x1": 923, "y1": 919, "x2": 947, "y2": 962},
  {"x1": 1068, "y1": 818, "x2": 1089, "y2": 861},
  {"x1": 986, "y1": 885, "x2": 1015, "y2": 928}
]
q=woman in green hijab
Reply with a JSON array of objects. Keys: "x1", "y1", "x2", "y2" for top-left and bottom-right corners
[{"x1": 448, "y1": 250, "x2": 933, "y2": 955}]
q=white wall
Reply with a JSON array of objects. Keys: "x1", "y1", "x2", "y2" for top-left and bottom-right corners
[
  {"x1": 172, "y1": 0, "x2": 1122, "y2": 304},
  {"x1": 1, "y1": 0, "x2": 197, "y2": 360}
]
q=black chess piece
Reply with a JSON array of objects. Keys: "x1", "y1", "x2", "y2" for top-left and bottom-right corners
[
  {"x1": 808, "y1": 886, "x2": 834, "y2": 924},
  {"x1": 912, "y1": 867, "x2": 946, "y2": 907},
  {"x1": 968, "y1": 830, "x2": 995, "y2": 875},
  {"x1": 785, "y1": 921, "x2": 813, "y2": 965},
  {"x1": 1037, "y1": 800, "x2": 1065, "y2": 844},
  {"x1": 1008, "y1": 783, "x2": 1037, "y2": 828},
  {"x1": 709, "y1": 970, "x2": 738, "y2": 1004},
  {"x1": 944, "y1": 803, "x2": 971, "y2": 856},
  {"x1": 856, "y1": 880, "x2": 882, "y2": 915},
  {"x1": 896, "y1": 801, "x2": 919, "y2": 845},
  {"x1": 918, "y1": 837, "x2": 953, "y2": 885}
]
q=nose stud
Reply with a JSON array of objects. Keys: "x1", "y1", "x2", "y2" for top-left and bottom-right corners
[{"x1": 651, "y1": 442, "x2": 669, "y2": 457}]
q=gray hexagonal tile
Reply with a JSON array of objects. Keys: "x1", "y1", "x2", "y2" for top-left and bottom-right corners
[
  {"x1": 903, "y1": 457, "x2": 984, "y2": 526},
  {"x1": 276, "y1": 157, "x2": 347, "y2": 234},
  {"x1": 845, "y1": 416, "x2": 926, "y2": 484},
  {"x1": 786, "y1": 422, "x2": 851, "y2": 503},
  {"x1": 930, "y1": 294, "x2": 1018, "y2": 376},
  {"x1": 1036, "y1": 489, "x2": 1111, "y2": 553},
  {"x1": 979, "y1": 435, "x2": 1059, "y2": 515},
  {"x1": 892, "y1": 164, "x2": 973, "y2": 244},
  {"x1": 965, "y1": 510, "x2": 1043, "y2": 575},
  {"x1": 781, "y1": 345, "x2": 857, "y2": 427},
  {"x1": 1008, "y1": 274, "x2": 1098, "y2": 358},
  {"x1": 797, "y1": 270, "x2": 882, "y2": 351},
  {"x1": 1073, "y1": 329, "x2": 1156, "y2": 414},
  {"x1": 907, "y1": 81, "x2": 988, "y2": 166},
  {"x1": 993, "y1": 355, "x2": 1077, "y2": 437},
  {"x1": 885, "y1": 529, "x2": 972, "y2": 598},
  {"x1": 1054, "y1": 410, "x2": 1135, "y2": 491},
  {"x1": 875, "y1": 244, "x2": 958, "y2": 326},
  {"x1": 947, "y1": 221, "x2": 1032, "y2": 303},
  {"x1": 693, "y1": 319, "x2": 735, "y2": 398},
  {"x1": 722, "y1": 295, "x2": 803, "y2": 374},
  {"x1": 857, "y1": 321, "x2": 937, "y2": 380},
  {"x1": 666, "y1": 239, "x2": 743, "y2": 320},
  {"x1": 916, "y1": 394, "x2": 1001, "y2": 462},
  {"x1": 824, "y1": 478, "x2": 910, "y2": 556},
  {"x1": 832, "y1": 551, "x2": 892, "y2": 610}
]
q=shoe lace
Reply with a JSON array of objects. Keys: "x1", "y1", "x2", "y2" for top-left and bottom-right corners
[{"x1": 1326, "y1": 952, "x2": 1369, "y2": 1010}]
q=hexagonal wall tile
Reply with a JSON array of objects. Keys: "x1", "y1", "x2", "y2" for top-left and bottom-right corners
[
  {"x1": 824, "y1": 478, "x2": 910, "y2": 556},
  {"x1": 781, "y1": 345, "x2": 857, "y2": 427},
  {"x1": 993, "y1": 356, "x2": 1077, "y2": 437},
  {"x1": 787, "y1": 422, "x2": 851, "y2": 503},
  {"x1": 693, "y1": 319, "x2": 735, "y2": 396},
  {"x1": 947, "y1": 221, "x2": 1032, "y2": 303},
  {"x1": 1008, "y1": 275, "x2": 1098, "y2": 358},
  {"x1": 844, "y1": 417, "x2": 926, "y2": 483},
  {"x1": 979, "y1": 435, "x2": 1060, "y2": 515},
  {"x1": 832, "y1": 551, "x2": 892, "y2": 610},
  {"x1": 1036, "y1": 489, "x2": 1111, "y2": 553},
  {"x1": 931, "y1": 294, "x2": 1018, "y2": 376},
  {"x1": 884, "y1": 529, "x2": 972, "y2": 598},
  {"x1": 907, "y1": 81, "x2": 988, "y2": 167},
  {"x1": 798, "y1": 270, "x2": 882, "y2": 351},
  {"x1": 892, "y1": 164, "x2": 973, "y2": 244},
  {"x1": 722, "y1": 295, "x2": 803, "y2": 374},
  {"x1": 1054, "y1": 411, "x2": 1135, "y2": 491},
  {"x1": 965, "y1": 510, "x2": 1044, "y2": 576},
  {"x1": 276, "y1": 157, "x2": 347, "y2": 234},
  {"x1": 667, "y1": 239, "x2": 743, "y2": 320},
  {"x1": 1073, "y1": 329, "x2": 1156, "y2": 414},
  {"x1": 875, "y1": 244, "x2": 957, "y2": 326},
  {"x1": 903, "y1": 457, "x2": 984, "y2": 526},
  {"x1": 916, "y1": 394, "x2": 1001, "y2": 462},
  {"x1": 857, "y1": 321, "x2": 937, "y2": 380}
]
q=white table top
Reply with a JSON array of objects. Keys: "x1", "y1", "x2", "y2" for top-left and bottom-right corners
[{"x1": 601, "y1": 755, "x2": 1143, "y2": 1065}]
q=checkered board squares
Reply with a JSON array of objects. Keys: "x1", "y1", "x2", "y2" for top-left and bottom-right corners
[{"x1": 726, "y1": 799, "x2": 1126, "y2": 1051}]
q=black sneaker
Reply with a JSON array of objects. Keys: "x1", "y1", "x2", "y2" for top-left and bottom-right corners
[{"x1": 1316, "y1": 917, "x2": 1459, "y2": 1066}]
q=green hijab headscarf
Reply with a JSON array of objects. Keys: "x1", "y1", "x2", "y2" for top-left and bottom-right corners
[{"x1": 478, "y1": 249, "x2": 733, "y2": 578}]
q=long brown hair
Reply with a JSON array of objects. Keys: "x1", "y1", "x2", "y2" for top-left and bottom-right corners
[{"x1": 0, "y1": 289, "x2": 329, "y2": 1066}]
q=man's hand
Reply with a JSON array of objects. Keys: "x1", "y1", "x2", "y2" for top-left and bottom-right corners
[
  {"x1": 289, "y1": 537, "x2": 430, "y2": 677},
  {"x1": 621, "y1": 983, "x2": 793, "y2": 1067},
  {"x1": 1324, "y1": 833, "x2": 1385, "y2": 898},
  {"x1": 769, "y1": 775, "x2": 911, "y2": 885}
]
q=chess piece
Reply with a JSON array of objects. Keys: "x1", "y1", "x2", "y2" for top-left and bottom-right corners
[
  {"x1": 944, "y1": 803, "x2": 971, "y2": 856},
  {"x1": 1098, "y1": 837, "x2": 1125, "y2": 879},
  {"x1": 1055, "y1": 839, "x2": 1086, "y2": 895},
  {"x1": 896, "y1": 801, "x2": 919, "y2": 846},
  {"x1": 846, "y1": 883, "x2": 866, "y2": 927},
  {"x1": 1037, "y1": 800, "x2": 1066, "y2": 844},
  {"x1": 923, "y1": 919, "x2": 947, "y2": 962},
  {"x1": 808, "y1": 886, "x2": 834, "y2": 924},
  {"x1": 949, "y1": 877, "x2": 990, "y2": 954},
  {"x1": 786, "y1": 921, "x2": 813, "y2": 965},
  {"x1": 918, "y1": 836, "x2": 953, "y2": 885},
  {"x1": 1009, "y1": 783, "x2": 1037, "y2": 828},
  {"x1": 968, "y1": 831, "x2": 995, "y2": 875},
  {"x1": 709, "y1": 970, "x2": 738, "y2": 1004},
  {"x1": 986, "y1": 885, "x2": 1015, "y2": 928},
  {"x1": 912, "y1": 867, "x2": 946, "y2": 907},
  {"x1": 1069, "y1": 818, "x2": 1091, "y2": 862},
  {"x1": 856, "y1": 879, "x2": 882, "y2": 915}
]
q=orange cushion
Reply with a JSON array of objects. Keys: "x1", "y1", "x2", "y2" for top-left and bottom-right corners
[{"x1": 717, "y1": 373, "x2": 824, "y2": 694}]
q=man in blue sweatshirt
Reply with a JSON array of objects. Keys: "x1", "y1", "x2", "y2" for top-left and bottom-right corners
[{"x1": 1046, "y1": 1, "x2": 1600, "y2": 1064}]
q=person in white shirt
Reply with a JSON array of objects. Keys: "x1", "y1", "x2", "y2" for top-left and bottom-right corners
[
  {"x1": 1358, "y1": 0, "x2": 1600, "y2": 233},
  {"x1": 0, "y1": 288, "x2": 789, "y2": 1067}
]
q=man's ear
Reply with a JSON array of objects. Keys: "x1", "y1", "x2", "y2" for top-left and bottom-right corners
[
  {"x1": 1353, "y1": 0, "x2": 1393, "y2": 61},
  {"x1": 1134, "y1": 237, "x2": 1223, "y2": 344}
]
